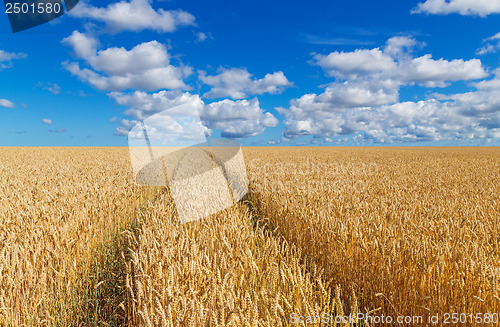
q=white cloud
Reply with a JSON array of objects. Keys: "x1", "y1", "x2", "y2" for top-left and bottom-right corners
[
  {"x1": 0, "y1": 99, "x2": 15, "y2": 108},
  {"x1": 195, "y1": 32, "x2": 211, "y2": 42},
  {"x1": 114, "y1": 128, "x2": 129, "y2": 136},
  {"x1": 62, "y1": 30, "x2": 98, "y2": 58},
  {"x1": 37, "y1": 82, "x2": 62, "y2": 94},
  {"x1": 84, "y1": 40, "x2": 169, "y2": 75},
  {"x1": 110, "y1": 90, "x2": 203, "y2": 120},
  {"x1": 62, "y1": 31, "x2": 191, "y2": 91},
  {"x1": 197, "y1": 32, "x2": 207, "y2": 42},
  {"x1": 403, "y1": 55, "x2": 487, "y2": 87},
  {"x1": 477, "y1": 32, "x2": 500, "y2": 55},
  {"x1": 111, "y1": 90, "x2": 278, "y2": 139},
  {"x1": 114, "y1": 118, "x2": 137, "y2": 136},
  {"x1": 314, "y1": 36, "x2": 487, "y2": 87},
  {"x1": 435, "y1": 70, "x2": 500, "y2": 118},
  {"x1": 412, "y1": 0, "x2": 500, "y2": 17},
  {"x1": 292, "y1": 80, "x2": 399, "y2": 112},
  {"x1": 48, "y1": 84, "x2": 61, "y2": 95},
  {"x1": 70, "y1": 0, "x2": 195, "y2": 33},
  {"x1": 315, "y1": 48, "x2": 397, "y2": 78},
  {"x1": 278, "y1": 36, "x2": 498, "y2": 144},
  {"x1": 199, "y1": 68, "x2": 292, "y2": 99},
  {"x1": 279, "y1": 95, "x2": 499, "y2": 143},
  {"x1": 0, "y1": 49, "x2": 27, "y2": 70},
  {"x1": 487, "y1": 32, "x2": 500, "y2": 41},
  {"x1": 42, "y1": 119, "x2": 53, "y2": 125},
  {"x1": 384, "y1": 36, "x2": 420, "y2": 58},
  {"x1": 473, "y1": 68, "x2": 500, "y2": 90},
  {"x1": 201, "y1": 98, "x2": 279, "y2": 138}
]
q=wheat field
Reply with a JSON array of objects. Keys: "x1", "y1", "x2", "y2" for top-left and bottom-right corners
[
  {"x1": 245, "y1": 147, "x2": 500, "y2": 326},
  {"x1": 0, "y1": 148, "x2": 148, "y2": 325},
  {"x1": 0, "y1": 147, "x2": 498, "y2": 326}
]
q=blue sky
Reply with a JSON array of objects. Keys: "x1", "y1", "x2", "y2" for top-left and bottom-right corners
[{"x1": 1, "y1": 0, "x2": 500, "y2": 146}]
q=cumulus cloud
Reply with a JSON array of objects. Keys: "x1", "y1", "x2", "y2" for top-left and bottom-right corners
[
  {"x1": 402, "y1": 55, "x2": 487, "y2": 87},
  {"x1": 0, "y1": 99, "x2": 15, "y2": 108},
  {"x1": 477, "y1": 32, "x2": 500, "y2": 55},
  {"x1": 278, "y1": 96, "x2": 499, "y2": 143},
  {"x1": 0, "y1": 49, "x2": 27, "y2": 70},
  {"x1": 69, "y1": 0, "x2": 195, "y2": 33},
  {"x1": 201, "y1": 98, "x2": 279, "y2": 138},
  {"x1": 42, "y1": 119, "x2": 53, "y2": 125},
  {"x1": 62, "y1": 31, "x2": 191, "y2": 91},
  {"x1": 290, "y1": 80, "x2": 400, "y2": 113},
  {"x1": 315, "y1": 48, "x2": 397, "y2": 78},
  {"x1": 114, "y1": 119, "x2": 136, "y2": 137},
  {"x1": 111, "y1": 90, "x2": 206, "y2": 139},
  {"x1": 199, "y1": 68, "x2": 292, "y2": 99},
  {"x1": 384, "y1": 36, "x2": 420, "y2": 58},
  {"x1": 412, "y1": 0, "x2": 500, "y2": 17},
  {"x1": 63, "y1": 30, "x2": 98, "y2": 58},
  {"x1": 111, "y1": 90, "x2": 278, "y2": 139},
  {"x1": 110, "y1": 90, "x2": 203, "y2": 120},
  {"x1": 278, "y1": 36, "x2": 498, "y2": 143},
  {"x1": 434, "y1": 69, "x2": 500, "y2": 118},
  {"x1": 314, "y1": 36, "x2": 487, "y2": 87}
]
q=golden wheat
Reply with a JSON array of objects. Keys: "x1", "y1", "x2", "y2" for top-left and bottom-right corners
[
  {"x1": 124, "y1": 187, "x2": 348, "y2": 326},
  {"x1": 1, "y1": 146, "x2": 497, "y2": 326},
  {"x1": 244, "y1": 147, "x2": 500, "y2": 326},
  {"x1": 0, "y1": 147, "x2": 144, "y2": 326}
]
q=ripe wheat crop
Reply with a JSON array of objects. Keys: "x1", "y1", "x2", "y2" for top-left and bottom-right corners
[
  {"x1": 123, "y1": 189, "x2": 345, "y2": 326},
  {"x1": 0, "y1": 146, "x2": 497, "y2": 326},
  {"x1": 244, "y1": 147, "x2": 500, "y2": 326},
  {"x1": 0, "y1": 148, "x2": 355, "y2": 326},
  {"x1": 0, "y1": 147, "x2": 145, "y2": 326}
]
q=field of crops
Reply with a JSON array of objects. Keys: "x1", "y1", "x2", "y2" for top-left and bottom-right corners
[
  {"x1": 0, "y1": 148, "x2": 148, "y2": 325},
  {"x1": 245, "y1": 147, "x2": 500, "y2": 326},
  {"x1": 0, "y1": 147, "x2": 498, "y2": 326}
]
